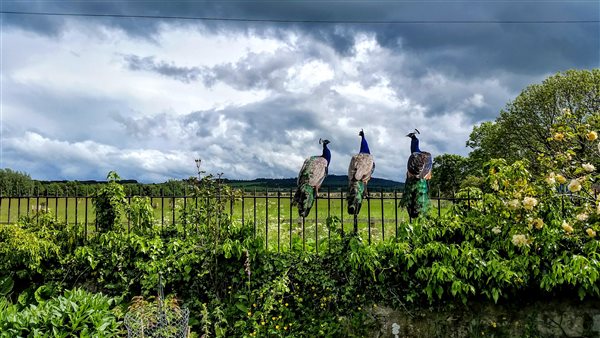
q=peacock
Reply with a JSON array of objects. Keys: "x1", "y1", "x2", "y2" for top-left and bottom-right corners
[
  {"x1": 401, "y1": 129, "x2": 432, "y2": 218},
  {"x1": 292, "y1": 139, "x2": 331, "y2": 217},
  {"x1": 347, "y1": 129, "x2": 375, "y2": 215}
]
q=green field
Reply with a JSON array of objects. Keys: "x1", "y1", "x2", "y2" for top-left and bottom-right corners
[{"x1": 0, "y1": 191, "x2": 459, "y2": 250}]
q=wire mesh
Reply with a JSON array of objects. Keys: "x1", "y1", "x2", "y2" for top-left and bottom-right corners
[{"x1": 125, "y1": 275, "x2": 190, "y2": 338}]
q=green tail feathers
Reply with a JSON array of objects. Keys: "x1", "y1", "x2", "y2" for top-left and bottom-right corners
[
  {"x1": 293, "y1": 184, "x2": 315, "y2": 217},
  {"x1": 347, "y1": 181, "x2": 365, "y2": 215},
  {"x1": 401, "y1": 176, "x2": 430, "y2": 218}
]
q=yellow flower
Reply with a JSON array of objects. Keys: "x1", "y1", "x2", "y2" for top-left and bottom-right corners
[
  {"x1": 562, "y1": 220, "x2": 573, "y2": 233},
  {"x1": 587, "y1": 131, "x2": 598, "y2": 141},
  {"x1": 507, "y1": 199, "x2": 521, "y2": 210},
  {"x1": 582, "y1": 163, "x2": 596, "y2": 172},
  {"x1": 556, "y1": 174, "x2": 567, "y2": 184},
  {"x1": 276, "y1": 325, "x2": 280, "y2": 330},
  {"x1": 576, "y1": 213, "x2": 589, "y2": 222},
  {"x1": 247, "y1": 312, "x2": 252, "y2": 317},
  {"x1": 253, "y1": 303, "x2": 257, "y2": 308},
  {"x1": 261, "y1": 321, "x2": 265, "y2": 326},
  {"x1": 586, "y1": 228, "x2": 596, "y2": 238},
  {"x1": 511, "y1": 234, "x2": 529, "y2": 247},
  {"x1": 545, "y1": 173, "x2": 556, "y2": 185},
  {"x1": 284, "y1": 326, "x2": 288, "y2": 330},
  {"x1": 531, "y1": 218, "x2": 544, "y2": 230},
  {"x1": 553, "y1": 132, "x2": 565, "y2": 141},
  {"x1": 568, "y1": 179, "x2": 582, "y2": 192},
  {"x1": 522, "y1": 197, "x2": 538, "y2": 211},
  {"x1": 285, "y1": 303, "x2": 288, "y2": 307}
]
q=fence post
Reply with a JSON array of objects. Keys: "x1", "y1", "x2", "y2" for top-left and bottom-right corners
[
  {"x1": 302, "y1": 216, "x2": 306, "y2": 252},
  {"x1": 315, "y1": 191, "x2": 318, "y2": 254},
  {"x1": 394, "y1": 190, "x2": 398, "y2": 238},
  {"x1": 84, "y1": 188, "x2": 88, "y2": 241},
  {"x1": 289, "y1": 187, "x2": 293, "y2": 251},
  {"x1": 265, "y1": 188, "x2": 269, "y2": 251},
  {"x1": 160, "y1": 188, "x2": 164, "y2": 229},
  {"x1": 241, "y1": 188, "x2": 245, "y2": 228},
  {"x1": 17, "y1": 189, "x2": 22, "y2": 221},
  {"x1": 327, "y1": 187, "x2": 331, "y2": 253},
  {"x1": 340, "y1": 189, "x2": 344, "y2": 235},
  {"x1": 72, "y1": 187, "x2": 77, "y2": 228},
  {"x1": 367, "y1": 191, "x2": 371, "y2": 245},
  {"x1": 127, "y1": 189, "x2": 131, "y2": 233},
  {"x1": 7, "y1": 192, "x2": 11, "y2": 224},
  {"x1": 380, "y1": 188, "x2": 385, "y2": 242},
  {"x1": 253, "y1": 188, "x2": 257, "y2": 238},
  {"x1": 55, "y1": 190, "x2": 59, "y2": 222},
  {"x1": 277, "y1": 189, "x2": 281, "y2": 253}
]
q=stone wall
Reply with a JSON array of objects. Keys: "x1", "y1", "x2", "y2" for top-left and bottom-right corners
[{"x1": 369, "y1": 299, "x2": 600, "y2": 337}]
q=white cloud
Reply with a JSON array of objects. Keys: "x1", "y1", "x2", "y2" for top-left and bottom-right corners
[{"x1": 2, "y1": 21, "x2": 527, "y2": 182}]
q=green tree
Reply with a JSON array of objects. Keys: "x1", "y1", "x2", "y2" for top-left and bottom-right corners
[
  {"x1": 0, "y1": 169, "x2": 33, "y2": 195},
  {"x1": 467, "y1": 69, "x2": 600, "y2": 175},
  {"x1": 430, "y1": 154, "x2": 469, "y2": 197}
]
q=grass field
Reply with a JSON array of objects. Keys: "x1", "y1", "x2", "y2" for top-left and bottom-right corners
[{"x1": 0, "y1": 191, "x2": 461, "y2": 250}]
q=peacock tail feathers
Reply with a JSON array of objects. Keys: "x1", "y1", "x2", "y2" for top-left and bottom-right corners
[
  {"x1": 293, "y1": 184, "x2": 315, "y2": 217},
  {"x1": 347, "y1": 181, "x2": 365, "y2": 215},
  {"x1": 401, "y1": 176, "x2": 430, "y2": 218}
]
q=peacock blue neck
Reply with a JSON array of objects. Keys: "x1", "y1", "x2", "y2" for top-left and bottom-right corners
[
  {"x1": 359, "y1": 135, "x2": 371, "y2": 154},
  {"x1": 322, "y1": 144, "x2": 331, "y2": 165},
  {"x1": 410, "y1": 136, "x2": 421, "y2": 153}
]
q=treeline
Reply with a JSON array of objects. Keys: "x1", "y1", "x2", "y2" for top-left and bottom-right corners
[
  {"x1": 430, "y1": 69, "x2": 600, "y2": 197},
  {"x1": 225, "y1": 174, "x2": 403, "y2": 191},
  {"x1": 0, "y1": 169, "x2": 192, "y2": 197},
  {"x1": 1, "y1": 169, "x2": 404, "y2": 196}
]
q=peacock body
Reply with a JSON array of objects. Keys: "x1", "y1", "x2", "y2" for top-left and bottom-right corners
[
  {"x1": 293, "y1": 139, "x2": 331, "y2": 217},
  {"x1": 347, "y1": 130, "x2": 375, "y2": 215},
  {"x1": 401, "y1": 129, "x2": 432, "y2": 218}
]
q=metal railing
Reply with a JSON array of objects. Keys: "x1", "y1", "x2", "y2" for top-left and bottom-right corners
[{"x1": 0, "y1": 187, "x2": 480, "y2": 248}]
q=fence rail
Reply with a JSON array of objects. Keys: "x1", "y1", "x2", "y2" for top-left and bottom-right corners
[{"x1": 0, "y1": 187, "x2": 483, "y2": 248}]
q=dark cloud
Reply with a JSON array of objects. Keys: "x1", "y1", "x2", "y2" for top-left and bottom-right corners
[
  {"x1": 4, "y1": 1, "x2": 598, "y2": 76},
  {"x1": 123, "y1": 55, "x2": 203, "y2": 83}
]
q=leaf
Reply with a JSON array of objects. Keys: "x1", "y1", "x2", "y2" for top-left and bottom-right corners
[
  {"x1": 235, "y1": 303, "x2": 248, "y2": 313},
  {"x1": 0, "y1": 275, "x2": 14, "y2": 296}
]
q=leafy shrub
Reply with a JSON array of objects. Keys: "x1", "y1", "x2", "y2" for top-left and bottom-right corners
[{"x1": 0, "y1": 288, "x2": 122, "y2": 337}]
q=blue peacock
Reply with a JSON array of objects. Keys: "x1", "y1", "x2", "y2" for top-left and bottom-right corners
[
  {"x1": 347, "y1": 129, "x2": 375, "y2": 215},
  {"x1": 401, "y1": 129, "x2": 432, "y2": 218},
  {"x1": 292, "y1": 139, "x2": 331, "y2": 217}
]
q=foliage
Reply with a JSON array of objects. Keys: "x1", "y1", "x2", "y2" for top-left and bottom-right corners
[
  {"x1": 0, "y1": 288, "x2": 122, "y2": 337},
  {"x1": 92, "y1": 171, "x2": 127, "y2": 232},
  {"x1": 430, "y1": 154, "x2": 470, "y2": 197},
  {"x1": 467, "y1": 69, "x2": 600, "y2": 175},
  {"x1": 0, "y1": 168, "x2": 34, "y2": 195}
]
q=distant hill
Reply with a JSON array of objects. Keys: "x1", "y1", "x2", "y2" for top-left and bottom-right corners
[{"x1": 224, "y1": 174, "x2": 404, "y2": 191}]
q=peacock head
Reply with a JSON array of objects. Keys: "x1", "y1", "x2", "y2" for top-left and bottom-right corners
[
  {"x1": 319, "y1": 138, "x2": 331, "y2": 146},
  {"x1": 359, "y1": 129, "x2": 365, "y2": 138},
  {"x1": 406, "y1": 128, "x2": 420, "y2": 139}
]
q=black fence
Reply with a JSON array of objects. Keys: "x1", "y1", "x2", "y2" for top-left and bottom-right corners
[{"x1": 0, "y1": 187, "x2": 484, "y2": 249}]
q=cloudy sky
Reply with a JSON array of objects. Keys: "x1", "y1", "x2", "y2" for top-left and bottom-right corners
[{"x1": 1, "y1": 1, "x2": 599, "y2": 182}]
